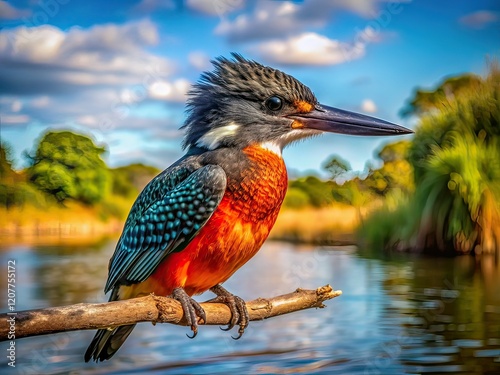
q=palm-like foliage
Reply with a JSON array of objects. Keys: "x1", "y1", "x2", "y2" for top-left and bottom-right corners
[
  {"x1": 361, "y1": 64, "x2": 500, "y2": 254},
  {"x1": 413, "y1": 135, "x2": 500, "y2": 253}
]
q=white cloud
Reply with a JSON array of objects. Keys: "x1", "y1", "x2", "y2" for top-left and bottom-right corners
[
  {"x1": 361, "y1": 99, "x2": 377, "y2": 113},
  {"x1": 188, "y1": 51, "x2": 211, "y2": 71},
  {"x1": 76, "y1": 115, "x2": 99, "y2": 127},
  {"x1": 187, "y1": 0, "x2": 244, "y2": 17},
  {"x1": 459, "y1": 10, "x2": 498, "y2": 29},
  {"x1": 148, "y1": 78, "x2": 190, "y2": 102},
  {"x1": 0, "y1": 22, "x2": 174, "y2": 103},
  {"x1": 215, "y1": 0, "x2": 407, "y2": 43},
  {"x1": 148, "y1": 81, "x2": 172, "y2": 99},
  {"x1": 0, "y1": 20, "x2": 191, "y2": 137},
  {"x1": 31, "y1": 96, "x2": 50, "y2": 108},
  {"x1": 9, "y1": 25, "x2": 66, "y2": 61},
  {"x1": 0, "y1": 19, "x2": 178, "y2": 96},
  {"x1": 11, "y1": 100, "x2": 22, "y2": 112},
  {"x1": 215, "y1": 1, "x2": 304, "y2": 43},
  {"x1": 2, "y1": 114, "x2": 30, "y2": 125},
  {"x1": 0, "y1": 1, "x2": 31, "y2": 20},
  {"x1": 251, "y1": 32, "x2": 365, "y2": 66},
  {"x1": 0, "y1": 97, "x2": 28, "y2": 127},
  {"x1": 324, "y1": 0, "x2": 384, "y2": 18}
]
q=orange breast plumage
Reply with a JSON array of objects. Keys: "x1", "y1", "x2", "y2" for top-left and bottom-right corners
[{"x1": 130, "y1": 145, "x2": 288, "y2": 297}]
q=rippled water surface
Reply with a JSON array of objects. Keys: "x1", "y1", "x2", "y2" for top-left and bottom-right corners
[{"x1": 1, "y1": 239, "x2": 499, "y2": 374}]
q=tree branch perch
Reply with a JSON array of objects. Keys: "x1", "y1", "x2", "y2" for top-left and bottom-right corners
[{"x1": 1, "y1": 285, "x2": 341, "y2": 341}]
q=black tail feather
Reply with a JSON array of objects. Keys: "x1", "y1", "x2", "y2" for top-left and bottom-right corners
[{"x1": 84, "y1": 324, "x2": 136, "y2": 362}]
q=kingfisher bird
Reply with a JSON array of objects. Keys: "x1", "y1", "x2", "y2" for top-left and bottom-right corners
[{"x1": 85, "y1": 54, "x2": 411, "y2": 362}]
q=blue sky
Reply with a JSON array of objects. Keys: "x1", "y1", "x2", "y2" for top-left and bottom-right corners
[{"x1": 1, "y1": 0, "x2": 499, "y2": 176}]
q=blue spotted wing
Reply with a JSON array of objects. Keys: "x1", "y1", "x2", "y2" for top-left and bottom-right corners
[{"x1": 104, "y1": 164, "x2": 227, "y2": 293}]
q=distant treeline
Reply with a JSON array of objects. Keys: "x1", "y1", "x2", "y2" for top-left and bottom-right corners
[
  {"x1": 0, "y1": 133, "x2": 160, "y2": 221},
  {"x1": 0, "y1": 129, "x2": 412, "y2": 219},
  {"x1": 1, "y1": 65, "x2": 498, "y2": 256},
  {"x1": 285, "y1": 139, "x2": 413, "y2": 210}
]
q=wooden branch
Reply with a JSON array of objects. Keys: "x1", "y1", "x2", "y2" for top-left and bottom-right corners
[{"x1": 1, "y1": 285, "x2": 341, "y2": 341}]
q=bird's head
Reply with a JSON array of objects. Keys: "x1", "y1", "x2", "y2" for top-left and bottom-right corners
[{"x1": 182, "y1": 54, "x2": 411, "y2": 154}]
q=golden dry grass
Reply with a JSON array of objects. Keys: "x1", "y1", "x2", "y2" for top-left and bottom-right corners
[
  {"x1": 0, "y1": 201, "x2": 125, "y2": 239},
  {"x1": 270, "y1": 203, "x2": 363, "y2": 244},
  {"x1": 1, "y1": 199, "x2": 368, "y2": 246}
]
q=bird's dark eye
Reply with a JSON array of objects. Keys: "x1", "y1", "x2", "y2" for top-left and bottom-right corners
[{"x1": 265, "y1": 96, "x2": 283, "y2": 111}]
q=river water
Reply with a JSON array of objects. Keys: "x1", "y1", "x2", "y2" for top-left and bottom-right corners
[{"x1": 0, "y1": 239, "x2": 499, "y2": 374}]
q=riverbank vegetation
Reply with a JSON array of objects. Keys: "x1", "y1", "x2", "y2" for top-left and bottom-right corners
[
  {"x1": 359, "y1": 64, "x2": 499, "y2": 255},
  {"x1": 0, "y1": 133, "x2": 159, "y2": 237},
  {"x1": 1, "y1": 65, "x2": 498, "y2": 256},
  {"x1": 0, "y1": 132, "x2": 405, "y2": 242}
]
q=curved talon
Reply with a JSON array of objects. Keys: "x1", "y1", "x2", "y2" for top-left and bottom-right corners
[
  {"x1": 220, "y1": 323, "x2": 235, "y2": 332},
  {"x1": 209, "y1": 284, "x2": 249, "y2": 338},
  {"x1": 231, "y1": 329, "x2": 244, "y2": 340},
  {"x1": 220, "y1": 311, "x2": 239, "y2": 331},
  {"x1": 220, "y1": 306, "x2": 239, "y2": 331},
  {"x1": 186, "y1": 326, "x2": 197, "y2": 339},
  {"x1": 172, "y1": 287, "x2": 206, "y2": 338}
]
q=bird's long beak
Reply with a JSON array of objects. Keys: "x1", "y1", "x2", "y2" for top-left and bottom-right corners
[{"x1": 289, "y1": 104, "x2": 413, "y2": 136}]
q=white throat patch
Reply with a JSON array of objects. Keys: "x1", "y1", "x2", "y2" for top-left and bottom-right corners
[
  {"x1": 259, "y1": 129, "x2": 322, "y2": 157},
  {"x1": 197, "y1": 123, "x2": 240, "y2": 150},
  {"x1": 259, "y1": 141, "x2": 283, "y2": 157}
]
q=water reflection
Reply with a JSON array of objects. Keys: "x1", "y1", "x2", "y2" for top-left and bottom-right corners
[
  {"x1": 0, "y1": 240, "x2": 498, "y2": 374},
  {"x1": 374, "y1": 254, "x2": 500, "y2": 374}
]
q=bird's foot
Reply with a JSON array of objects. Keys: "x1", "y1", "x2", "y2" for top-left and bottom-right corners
[
  {"x1": 172, "y1": 287, "x2": 206, "y2": 338},
  {"x1": 208, "y1": 284, "x2": 249, "y2": 340}
]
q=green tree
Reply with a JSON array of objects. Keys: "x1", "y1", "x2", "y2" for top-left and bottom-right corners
[
  {"x1": 400, "y1": 73, "x2": 481, "y2": 118},
  {"x1": 331, "y1": 178, "x2": 362, "y2": 204},
  {"x1": 110, "y1": 163, "x2": 160, "y2": 198},
  {"x1": 364, "y1": 140, "x2": 414, "y2": 196},
  {"x1": 0, "y1": 142, "x2": 48, "y2": 209},
  {"x1": 289, "y1": 176, "x2": 334, "y2": 208},
  {"x1": 283, "y1": 187, "x2": 311, "y2": 208},
  {"x1": 321, "y1": 155, "x2": 365, "y2": 206},
  {"x1": 27, "y1": 131, "x2": 111, "y2": 204},
  {"x1": 322, "y1": 155, "x2": 351, "y2": 182},
  {"x1": 1, "y1": 142, "x2": 17, "y2": 209},
  {"x1": 0, "y1": 142, "x2": 15, "y2": 180}
]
